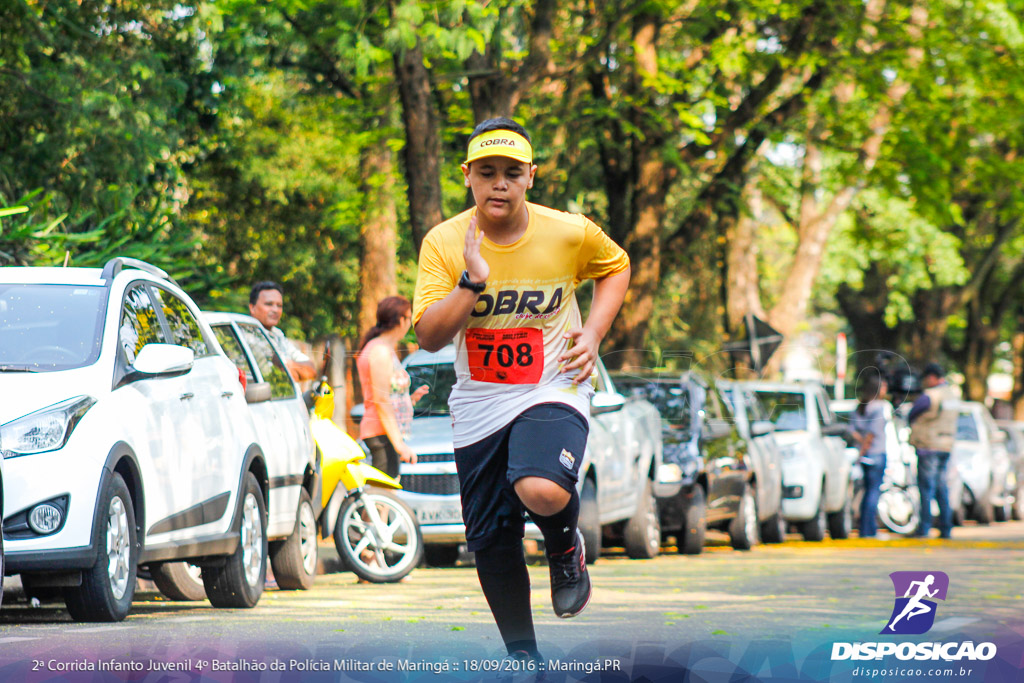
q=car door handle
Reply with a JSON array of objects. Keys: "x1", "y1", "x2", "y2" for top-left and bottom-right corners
[
  {"x1": 180, "y1": 392, "x2": 195, "y2": 401},
  {"x1": 221, "y1": 391, "x2": 234, "y2": 398}
]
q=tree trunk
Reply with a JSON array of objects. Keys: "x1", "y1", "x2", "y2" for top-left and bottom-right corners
[
  {"x1": 726, "y1": 187, "x2": 766, "y2": 330},
  {"x1": 1011, "y1": 308, "x2": 1024, "y2": 420},
  {"x1": 615, "y1": 150, "x2": 666, "y2": 368},
  {"x1": 466, "y1": 51, "x2": 517, "y2": 121},
  {"x1": 835, "y1": 266, "x2": 900, "y2": 366},
  {"x1": 906, "y1": 289, "x2": 957, "y2": 368},
  {"x1": 357, "y1": 135, "x2": 399, "y2": 337},
  {"x1": 392, "y1": 41, "x2": 443, "y2": 251},
  {"x1": 767, "y1": 2, "x2": 924, "y2": 341},
  {"x1": 602, "y1": 13, "x2": 667, "y2": 368}
]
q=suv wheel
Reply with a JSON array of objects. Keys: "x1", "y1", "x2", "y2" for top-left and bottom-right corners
[
  {"x1": 993, "y1": 497, "x2": 1011, "y2": 523},
  {"x1": 624, "y1": 478, "x2": 660, "y2": 559},
  {"x1": 424, "y1": 544, "x2": 461, "y2": 567},
  {"x1": 151, "y1": 562, "x2": 206, "y2": 601},
  {"x1": 800, "y1": 486, "x2": 827, "y2": 542},
  {"x1": 729, "y1": 483, "x2": 759, "y2": 551},
  {"x1": 1, "y1": 513, "x2": 4, "y2": 610},
  {"x1": 579, "y1": 479, "x2": 601, "y2": 565},
  {"x1": 827, "y1": 483, "x2": 853, "y2": 539},
  {"x1": 678, "y1": 485, "x2": 706, "y2": 555},
  {"x1": 65, "y1": 473, "x2": 137, "y2": 622},
  {"x1": 760, "y1": 509, "x2": 787, "y2": 544},
  {"x1": 204, "y1": 472, "x2": 267, "y2": 608},
  {"x1": 270, "y1": 488, "x2": 318, "y2": 590},
  {"x1": 973, "y1": 497, "x2": 995, "y2": 525}
]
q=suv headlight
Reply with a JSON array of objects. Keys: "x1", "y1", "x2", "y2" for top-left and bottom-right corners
[{"x1": 0, "y1": 396, "x2": 96, "y2": 459}]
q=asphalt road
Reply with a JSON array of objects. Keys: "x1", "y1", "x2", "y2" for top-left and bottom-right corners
[{"x1": 2, "y1": 523, "x2": 1023, "y2": 682}]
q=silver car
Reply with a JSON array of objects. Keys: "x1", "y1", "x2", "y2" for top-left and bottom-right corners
[
  {"x1": 949, "y1": 400, "x2": 1014, "y2": 523},
  {"x1": 396, "y1": 345, "x2": 667, "y2": 565},
  {"x1": 994, "y1": 420, "x2": 1024, "y2": 520}
]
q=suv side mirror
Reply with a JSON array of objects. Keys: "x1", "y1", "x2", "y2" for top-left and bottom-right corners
[
  {"x1": 821, "y1": 422, "x2": 848, "y2": 438},
  {"x1": 132, "y1": 343, "x2": 194, "y2": 376},
  {"x1": 245, "y1": 382, "x2": 272, "y2": 404},
  {"x1": 701, "y1": 418, "x2": 733, "y2": 441},
  {"x1": 591, "y1": 391, "x2": 626, "y2": 415},
  {"x1": 750, "y1": 420, "x2": 775, "y2": 437}
]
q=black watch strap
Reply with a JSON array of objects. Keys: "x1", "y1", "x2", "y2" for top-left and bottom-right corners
[{"x1": 458, "y1": 270, "x2": 486, "y2": 294}]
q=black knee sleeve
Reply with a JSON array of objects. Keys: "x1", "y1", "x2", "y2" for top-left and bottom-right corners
[{"x1": 475, "y1": 525, "x2": 526, "y2": 575}]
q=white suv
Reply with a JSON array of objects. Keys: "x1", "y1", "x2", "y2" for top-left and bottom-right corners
[
  {"x1": 1, "y1": 455, "x2": 5, "y2": 609},
  {"x1": 0, "y1": 258, "x2": 309, "y2": 621},
  {"x1": 739, "y1": 381, "x2": 854, "y2": 541}
]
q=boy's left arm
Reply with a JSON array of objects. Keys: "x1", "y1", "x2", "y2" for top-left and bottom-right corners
[{"x1": 559, "y1": 267, "x2": 631, "y2": 384}]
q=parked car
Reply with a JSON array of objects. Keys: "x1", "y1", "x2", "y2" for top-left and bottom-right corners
[
  {"x1": 205, "y1": 313, "x2": 320, "y2": 588},
  {"x1": 614, "y1": 373, "x2": 784, "y2": 552},
  {"x1": 0, "y1": 258, "x2": 303, "y2": 621},
  {"x1": 994, "y1": 420, "x2": 1024, "y2": 520},
  {"x1": 1, "y1": 456, "x2": 4, "y2": 609},
  {"x1": 734, "y1": 381, "x2": 854, "y2": 541},
  {"x1": 719, "y1": 383, "x2": 787, "y2": 543},
  {"x1": 832, "y1": 399, "x2": 922, "y2": 535},
  {"x1": 388, "y1": 345, "x2": 667, "y2": 565},
  {"x1": 949, "y1": 401, "x2": 1014, "y2": 523}
]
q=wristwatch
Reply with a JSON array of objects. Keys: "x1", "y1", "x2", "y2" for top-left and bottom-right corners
[{"x1": 458, "y1": 270, "x2": 486, "y2": 294}]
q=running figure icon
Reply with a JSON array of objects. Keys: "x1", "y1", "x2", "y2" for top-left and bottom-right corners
[{"x1": 887, "y1": 574, "x2": 939, "y2": 632}]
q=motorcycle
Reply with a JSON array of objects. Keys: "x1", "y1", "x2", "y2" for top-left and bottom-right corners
[
  {"x1": 311, "y1": 379, "x2": 423, "y2": 583},
  {"x1": 851, "y1": 447, "x2": 921, "y2": 535}
]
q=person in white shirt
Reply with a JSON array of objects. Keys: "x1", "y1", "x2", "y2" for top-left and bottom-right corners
[{"x1": 248, "y1": 281, "x2": 317, "y2": 382}]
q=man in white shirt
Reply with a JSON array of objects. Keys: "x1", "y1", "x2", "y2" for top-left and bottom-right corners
[{"x1": 248, "y1": 281, "x2": 317, "y2": 382}]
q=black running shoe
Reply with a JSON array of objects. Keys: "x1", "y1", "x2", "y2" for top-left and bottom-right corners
[{"x1": 548, "y1": 529, "x2": 591, "y2": 618}]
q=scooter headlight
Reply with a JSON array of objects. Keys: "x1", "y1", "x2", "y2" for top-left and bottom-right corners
[{"x1": 0, "y1": 396, "x2": 96, "y2": 459}]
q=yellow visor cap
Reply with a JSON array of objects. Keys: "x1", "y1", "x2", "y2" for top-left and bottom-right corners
[{"x1": 465, "y1": 130, "x2": 533, "y2": 165}]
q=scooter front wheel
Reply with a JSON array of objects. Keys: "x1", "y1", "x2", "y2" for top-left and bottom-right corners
[
  {"x1": 334, "y1": 489, "x2": 423, "y2": 583},
  {"x1": 877, "y1": 486, "x2": 919, "y2": 535}
]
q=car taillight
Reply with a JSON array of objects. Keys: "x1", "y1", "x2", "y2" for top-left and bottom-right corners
[{"x1": 237, "y1": 366, "x2": 247, "y2": 391}]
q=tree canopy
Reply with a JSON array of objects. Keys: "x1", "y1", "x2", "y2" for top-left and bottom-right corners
[{"x1": 3, "y1": 0, "x2": 1024, "y2": 412}]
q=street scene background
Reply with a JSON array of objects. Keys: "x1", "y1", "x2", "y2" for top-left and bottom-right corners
[
  {"x1": 4, "y1": 0, "x2": 1024, "y2": 402},
  {"x1": 2, "y1": 525, "x2": 1023, "y2": 682},
  {"x1": 4, "y1": 1, "x2": 1024, "y2": 682}
]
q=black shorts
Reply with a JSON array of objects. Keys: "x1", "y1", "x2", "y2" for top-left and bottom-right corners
[
  {"x1": 364, "y1": 435, "x2": 401, "y2": 481},
  {"x1": 454, "y1": 402, "x2": 588, "y2": 552}
]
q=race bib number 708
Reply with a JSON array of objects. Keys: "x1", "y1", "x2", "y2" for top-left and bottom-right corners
[{"x1": 465, "y1": 327, "x2": 543, "y2": 384}]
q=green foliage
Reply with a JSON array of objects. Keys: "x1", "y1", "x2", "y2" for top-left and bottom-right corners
[
  {"x1": 0, "y1": 0, "x2": 218, "y2": 277},
  {"x1": 3, "y1": 0, "x2": 1024, "y2": 380},
  {"x1": 821, "y1": 190, "x2": 969, "y2": 327}
]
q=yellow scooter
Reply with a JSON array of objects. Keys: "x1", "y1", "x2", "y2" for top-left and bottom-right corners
[{"x1": 311, "y1": 379, "x2": 423, "y2": 583}]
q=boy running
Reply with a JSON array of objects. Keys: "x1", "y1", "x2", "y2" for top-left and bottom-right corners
[{"x1": 412, "y1": 117, "x2": 630, "y2": 660}]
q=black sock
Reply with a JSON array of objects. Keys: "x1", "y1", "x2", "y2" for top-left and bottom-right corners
[
  {"x1": 529, "y1": 488, "x2": 580, "y2": 556},
  {"x1": 475, "y1": 529, "x2": 538, "y2": 656}
]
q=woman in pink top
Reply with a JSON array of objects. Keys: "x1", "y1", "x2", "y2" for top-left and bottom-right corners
[{"x1": 357, "y1": 296, "x2": 428, "y2": 479}]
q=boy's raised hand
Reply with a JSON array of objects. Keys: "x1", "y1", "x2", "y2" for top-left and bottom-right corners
[
  {"x1": 463, "y1": 215, "x2": 490, "y2": 284},
  {"x1": 559, "y1": 326, "x2": 601, "y2": 385}
]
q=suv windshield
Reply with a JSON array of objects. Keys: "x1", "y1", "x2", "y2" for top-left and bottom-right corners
[
  {"x1": 0, "y1": 283, "x2": 106, "y2": 371},
  {"x1": 616, "y1": 378, "x2": 694, "y2": 431},
  {"x1": 406, "y1": 361, "x2": 457, "y2": 416},
  {"x1": 753, "y1": 390, "x2": 808, "y2": 431},
  {"x1": 956, "y1": 413, "x2": 979, "y2": 441}
]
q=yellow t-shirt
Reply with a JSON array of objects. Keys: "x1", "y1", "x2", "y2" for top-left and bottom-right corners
[{"x1": 413, "y1": 202, "x2": 630, "y2": 446}]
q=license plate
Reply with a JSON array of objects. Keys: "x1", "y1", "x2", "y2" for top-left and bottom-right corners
[{"x1": 414, "y1": 501, "x2": 464, "y2": 525}]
